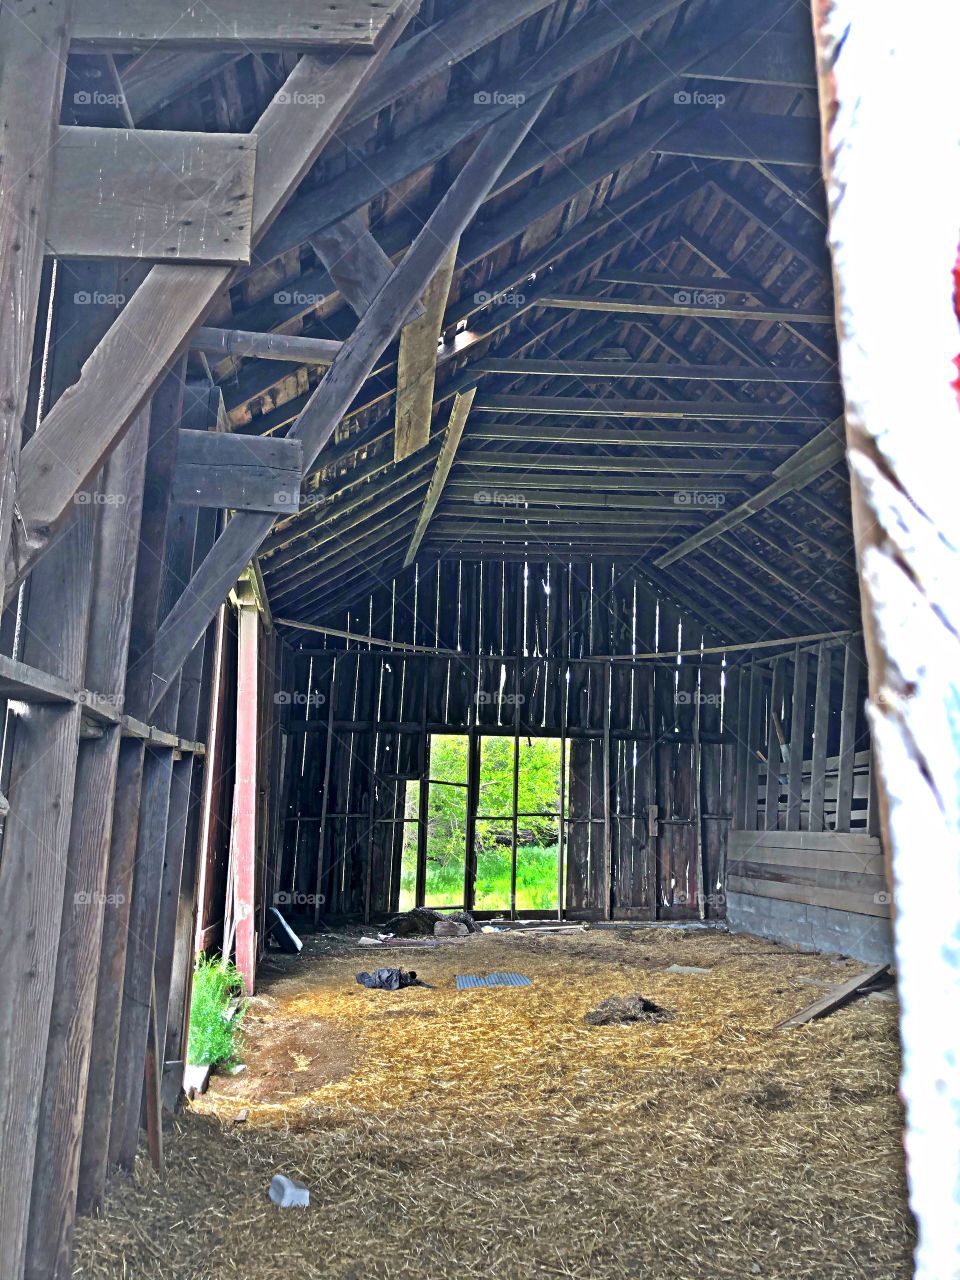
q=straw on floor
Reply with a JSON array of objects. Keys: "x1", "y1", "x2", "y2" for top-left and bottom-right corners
[{"x1": 73, "y1": 927, "x2": 915, "y2": 1280}]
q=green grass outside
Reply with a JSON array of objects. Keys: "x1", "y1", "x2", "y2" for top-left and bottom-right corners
[{"x1": 399, "y1": 843, "x2": 560, "y2": 914}]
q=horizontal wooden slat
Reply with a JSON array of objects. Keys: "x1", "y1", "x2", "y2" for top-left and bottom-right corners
[
  {"x1": 71, "y1": 0, "x2": 409, "y2": 49},
  {"x1": 727, "y1": 842, "x2": 884, "y2": 876},
  {"x1": 46, "y1": 126, "x2": 256, "y2": 261},
  {"x1": 726, "y1": 876, "x2": 889, "y2": 918},
  {"x1": 729, "y1": 859, "x2": 886, "y2": 897},
  {"x1": 729, "y1": 829, "x2": 881, "y2": 855}
]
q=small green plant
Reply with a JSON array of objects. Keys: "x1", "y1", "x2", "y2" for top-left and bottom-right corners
[{"x1": 186, "y1": 953, "x2": 246, "y2": 1068}]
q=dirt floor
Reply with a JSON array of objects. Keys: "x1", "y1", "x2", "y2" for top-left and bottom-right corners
[{"x1": 73, "y1": 925, "x2": 915, "y2": 1280}]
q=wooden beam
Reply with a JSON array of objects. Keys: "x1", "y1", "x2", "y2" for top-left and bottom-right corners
[
  {"x1": 228, "y1": 162, "x2": 701, "y2": 412},
  {"x1": 46, "y1": 126, "x2": 256, "y2": 262},
  {"x1": 472, "y1": 394, "x2": 828, "y2": 420},
  {"x1": 688, "y1": 27, "x2": 815, "y2": 87},
  {"x1": 447, "y1": 476, "x2": 750, "y2": 496},
  {"x1": 457, "y1": 451, "x2": 781, "y2": 475},
  {"x1": 403, "y1": 389, "x2": 475, "y2": 566},
  {"x1": 72, "y1": 0, "x2": 410, "y2": 49},
  {"x1": 0, "y1": 0, "x2": 73, "y2": 605},
  {"x1": 352, "y1": 0, "x2": 557, "y2": 126},
  {"x1": 8, "y1": 6, "x2": 418, "y2": 596},
  {"x1": 192, "y1": 327, "x2": 342, "y2": 365},
  {"x1": 311, "y1": 214, "x2": 424, "y2": 321},
  {"x1": 658, "y1": 110, "x2": 821, "y2": 168},
  {"x1": 250, "y1": 0, "x2": 693, "y2": 270},
  {"x1": 655, "y1": 420, "x2": 847, "y2": 567},
  {"x1": 536, "y1": 290, "x2": 834, "y2": 323},
  {"x1": 172, "y1": 428, "x2": 302, "y2": 513},
  {"x1": 395, "y1": 244, "x2": 458, "y2": 460},
  {"x1": 473, "y1": 356, "x2": 836, "y2": 383},
  {"x1": 144, "y1": 90, "x2": 552, "y2": 713},
  {"x1": 470, "y1": 422, "x2": 814, "y2": 447}
]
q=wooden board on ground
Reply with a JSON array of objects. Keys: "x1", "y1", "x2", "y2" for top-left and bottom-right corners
[{"x1": 776, "y1": 964, "x2": 890, "y2": 1028}]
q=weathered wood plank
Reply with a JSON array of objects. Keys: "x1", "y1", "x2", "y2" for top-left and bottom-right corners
[
  {"x1": 725, "y1": 875, "x2": 889, "y2": 918},
  {"x1": 688, "y1": 26, "x2": 815, "y2": 87},
  {"x1": 47, "y1": 127, "x2": 256, "y2": 262},
  {"x1": 192, "y1": 326, "x2": 341, "y2": 364},
  {"x1": 835, "y1": 642, "x2": 863, "y2": 832},
  {"x1": 172, "y1": 429, "x2": 302, "y2": 513},
  {"x1": 776, "y1": 965, "x2": 889, "y2": 1028},
  {"x1": 8, "y1": 8, "x2": 418, "y2": 595},
  {"x1": 395, "y1": 244, "x2": 458, "y2": 460},
  {"x1": 471, "y1": 394, "x2": 830, "y2": 421},
  {"x1": 473, "y1": 356, "x2": 836, "y2": 383},
  {"x1": 536, "y1": 290, "x2": 833, "y2": 323},
  {"x1": 658, "y1": 110, "x2": 821, "y2": 167},
  {"x1": 729, "y1": 859, "x2": 886, "y2": 898},
  {"x1": 26, "y1": 375, "x2": 150, "y2": 1280},
  {"x1": 72, "y1": 0, "x2": 410, "y2": 49},
  {"x1": 0, "y1": 0, "x2": 73, "y2": 603},
  {"x1": 404, "y1": 388, "x2": 477, "y2": 567},
  {"x1": 728, "y1": 844, "x2": 884, "y2": 877},
  {"x1": 107, "y1": 748, "x2": 175, "y2": 1169},
  {"x1": 729, "y1": 829, "x2": 882, "y2": 855}
]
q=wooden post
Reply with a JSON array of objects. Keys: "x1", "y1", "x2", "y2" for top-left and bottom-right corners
[
  {"x1": 602, "y1": 660, "x2": 614, "y2": 920},
  {"x1": 764, "y1": 659, "x2": 784, "y2": 830},
  {"x1": 785, "y1": 646, "x2": 809, "y2": 832},
  {"x1": 813, "y1": 6, "x2": 960, "y2": 1273},
  {"x1": 233, "y1": 594, "x2": 260, "y2": 993},
  {"x1": 26, "y1": 404, "x2": 150, "y2": 1280},
  {"x1": 834, "y1": 640, "x2": 861, "y2": 833},
  {"x1": 808, "y1": 641, "x2": 831, "y2": 832},
  {"x1": 0, "y1": 0, "x2": 74, "y2": 603}
]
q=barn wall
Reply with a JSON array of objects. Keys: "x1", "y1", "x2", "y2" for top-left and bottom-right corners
[
  {"x1": 275, "y1": 557, "x2": 745, "y2": 923},
  {"x1": 725, "y1": 636, "x2": 890, "y2": 962},
  {"x1": 726, "y1": 830, "x2": 893, "y2": 963}
]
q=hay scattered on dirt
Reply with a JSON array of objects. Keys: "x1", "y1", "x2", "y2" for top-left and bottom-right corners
[
  {"x1": 584, "y1": 993, "x2": 672, "y2": 1025},
  {"x1": 73, "y1": 927, "x2": 915, "y2": 1280}
]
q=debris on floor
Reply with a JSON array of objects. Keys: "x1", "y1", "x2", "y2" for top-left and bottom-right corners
[
  {"x1": 265, "y1": 907, "x2": 303, "y2": 954},
  {"x1": 382, "y1": 906, "x2": 479, "y2": 936},
  {"x1": 584, "y1": 994, "x2": 673, "y2": 1025},
  {"x1": 268, "y1": 1174, "x2": 310, "y2": 1208},
  {"x1": 355, "y1": 967, "x2": 430, "y2": 991},
  {"x1": 665, "y1": 964, "x2": 711, "y2": 975},
  {"x1": 182, "y1": 1063, "x2": 210, "y2": 1098},
  {"x1": 434, "y1": 919, "x2": 470, "y2": 937},
  {"x1": 455, "y1": 972, "x2": 532, "y2": 989}
]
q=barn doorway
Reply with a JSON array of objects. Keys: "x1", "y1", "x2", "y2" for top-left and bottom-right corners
[{"x1": 399, "y1": 733, "x2": 566, "y2": 916}]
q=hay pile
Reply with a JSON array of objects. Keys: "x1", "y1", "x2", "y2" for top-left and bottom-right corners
[
  {"x1": 73, "y1": 927, "x2": 914, "y2": 1280},
  {"x1": 584, "y1": 993, "x2": 672, "y2": 1025}
]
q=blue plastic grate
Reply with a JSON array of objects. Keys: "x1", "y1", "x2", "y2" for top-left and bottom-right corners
[{"x1": 455, "y1": 972, "x2": 532, "y2": 990}]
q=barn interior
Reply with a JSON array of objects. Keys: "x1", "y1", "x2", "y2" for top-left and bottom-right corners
[{"x1": 0, "y1": 0, "x2": 937, "y2": 1277}]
